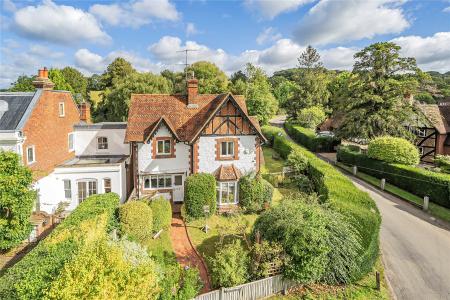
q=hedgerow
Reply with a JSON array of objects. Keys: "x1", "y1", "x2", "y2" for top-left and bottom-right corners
[
  {"x1": 368, "y1": 136, "x2": 420, "y2": 165},
  {"x1": 147, "y1": 197, "x2": 172, "y2": 231},
  {"x1": 184, "y1": 173, "x2": 217, "y2": 219},
  {"x1": 266, "y1": 126, "x2": 381, "y2": 280},
  {"x1": 238, "y1": 174, "x2": 273, "y2": 213},
  {"x1": 285, "y1": 122, "x2": 337, "y2": 152},
  {"x1": 261, "y1": 125, "x2": 285, "y2": 146},
  {"x1": 338, "y1": 146, "x2": 450, "y2": 208},
  {"x1": 0, "y1": 193, "x2": 120, "y2": 300},
  {"x1": 119, "y1": 201, "x2": 153, "y2": 242}
]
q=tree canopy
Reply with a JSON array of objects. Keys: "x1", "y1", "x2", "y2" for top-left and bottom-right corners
[
  {"x1": 61, "y1": 67, "x2": 88, "y2": 100},
  {"x1": 9, "y1": 75, "x2": 36, "y2": 92},
  {"x1": 187, "y1": 61, "x2": 229, "y2": 94}
]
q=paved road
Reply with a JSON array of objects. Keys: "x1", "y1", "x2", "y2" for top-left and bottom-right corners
[{"x1": 350, "y1": 176, "x2": 450, "y2": 300}]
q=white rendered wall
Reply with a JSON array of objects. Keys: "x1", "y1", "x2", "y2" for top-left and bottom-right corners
[
  {"x1": 138, "y1": 124, "x2": 190, "y2": 174},
  {"x1": 74, "y1": 128, "x2": 129, "y2": 156},
  {"x1": 0, "y1": 131, "x2": 23, "y2": 155},
  {"x1": 35, "y1": 163, "x2": 125, "y2": 214},
  {"x1": 197, "y1": 135, "x2": 257, "y2": 175}
]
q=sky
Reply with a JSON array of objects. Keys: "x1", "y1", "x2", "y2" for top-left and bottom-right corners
[{"x1": 0, "y1": 0, "x2": 449, "y2": 88}]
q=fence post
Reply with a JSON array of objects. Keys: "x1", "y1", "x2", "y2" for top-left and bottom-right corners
[
  {"x1": 380, "y1": 178, "x2": 386, "y2": 191},
  {"x1": 219, "y1": 287, "x2": 224, "y2": 300},
  {"x1": 423, "y1": 196, "x2": 429, "y2": 211},
  {"x1": 352, "y1": 165, "x2": 357, "y2": 175},
  {"x1": 376, "y1": 271, "x2": 380, "y2": 290}
]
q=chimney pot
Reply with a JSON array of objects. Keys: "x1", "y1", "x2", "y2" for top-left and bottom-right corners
[{"x1": 33, "y1": 67, "x2": 54, "y2": 89}]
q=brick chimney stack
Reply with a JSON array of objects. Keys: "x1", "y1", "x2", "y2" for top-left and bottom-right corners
[
  {"x1": 79, "y1": 102, "x2": 91, "y2": 123},
  {"x1": 33, "y1": 67, "x2": 54, "y2": 90}
]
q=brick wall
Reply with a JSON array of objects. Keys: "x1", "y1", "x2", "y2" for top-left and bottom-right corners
[{"x1": 22, "y1": 90, "x2": 80, "y2": 179}]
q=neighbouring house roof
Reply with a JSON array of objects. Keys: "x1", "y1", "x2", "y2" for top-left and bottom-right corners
[
  {"x1": 0, "y1": 91, "x2": 41, "y2": 130},
  {"x1": 416, "y1": 104, "x2": 450, "y2": 134},
  {"x1": 57, "y1": 155, "x2": 128, "y2": 168},
  {"x1": 125, "y1": 93, "x2": 265, "y2": 143},
  {"x1": 213, "y1": 164, "x2": 242, "y2": 181},
  {"x1": 74, "y1": 122, "x2": 127, "y2": 130}
]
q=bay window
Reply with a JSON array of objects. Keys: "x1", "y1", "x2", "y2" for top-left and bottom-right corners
[{"x1": 217, "y1": 181, "x2": 238, "y2": 205}]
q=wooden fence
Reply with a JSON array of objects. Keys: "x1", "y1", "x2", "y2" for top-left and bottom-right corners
[{"x1": 194, "y1": 275, "x2": 296, "y2": 300}]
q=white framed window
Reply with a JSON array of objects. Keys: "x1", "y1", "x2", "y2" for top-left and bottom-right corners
[
  {"x1": 144, "y1": 174, "x2": 172, "y2": 189},
  {"x1": 103, "y1": 178, "x2": 111, "y2": 193},
  {"x1": 26, "y1": 145, "x2": 35, "y2": 165},
  {"x1": 157, "y1": 139, "x2": 171, "y2": 155},
  {"x1": 417, "y1": 128, "x2": 426, "y2": 137},
  {"x1": 221, "y1": 141, "x2": 234, "y2": 157},
  {"x1": 418, "y1": 146, "x2": 424, "y2": 156},
  {"x1": 58, "y1": 102, "x2": 65, "y2": 117},
  {"x1": 216, "y1": 181, "x2": 238, "y2": 205},
  {"x1": 97, "y1": 137, "x2": 108, "y2": 150},
  {"x1": 77, "y1": 179, "x2": 97, "y2": 203},
  {"x1": 68, "y1": 133, "x2": 74, "y2": 152},
  {"x1": 63, "y1": 180, "x2": 72, "y2": 199}
]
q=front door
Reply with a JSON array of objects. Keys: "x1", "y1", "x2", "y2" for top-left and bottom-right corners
[{"x1": 172, "y1": 174, "x2": 184, "y2": 202}]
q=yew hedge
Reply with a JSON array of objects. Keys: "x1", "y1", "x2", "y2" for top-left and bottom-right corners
[
  {"x1": 268, "y1": 126, "x2": 381, "y2": 280},
  {"x1": 285, "y1": 122, "x2": 337, "y2": 152}
]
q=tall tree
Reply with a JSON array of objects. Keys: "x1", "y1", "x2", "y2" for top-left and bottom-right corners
[
  {"x1": 288, "y1": 46, "x2": 330, "y2": 118},
  {"x1": 0, "y1": 152, "x2": 36, "y2": 250},
  {"x1": 61, "y1": 67, "x2": 88, "y2": 100},
  {"x1": 244, "y1": 63, "x2": 278, "y2": 125},
  {"x1": 336, "y1": 42, "x2": 420, "y2": 140},
  {"x1": 48, "y1": 69, "x2": 74, "y2": 93},
  {"x1": 161, "y1": 69, "x2": 184, "y2": 94},
  {"x1": 101, "y1": 58, "x2": 136, "y2": 88},
  {"x1": 9, "y1": 75, "x2": 36, "y2": 92},
  {"x1": 97, "y1": 72, "x2": 172, "y2": 122},
  {"x1": 186, "y1": 61, "x2": 229, "y2": 94},
  {"x1": 271, "y1": 76, "x2": 299, "y2": 109}
]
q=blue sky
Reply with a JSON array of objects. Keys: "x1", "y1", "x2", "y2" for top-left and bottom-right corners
[{"x1": 1, "y1": 0, "x2": 449, "y2": 88}]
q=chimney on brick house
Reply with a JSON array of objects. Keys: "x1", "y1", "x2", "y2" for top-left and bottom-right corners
[
  {"x1": 79, "y1": 102, "x2": 91, "y2": 123},
  {"x1": 186, "y1": 71, "x2": 199, "y2": 108},
  {"x1": 32, "y1": 67, "x2": 54, "y2": 90}
]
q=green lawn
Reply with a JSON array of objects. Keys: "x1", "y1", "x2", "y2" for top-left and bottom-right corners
[
  {"x1": 142, "y1": 229, "x2": 175, "y2": 262},
  {"x1": 337, "y1": 162, "x2": 450, "y2": 223},
  {"x1": 270, "y1": 258, "x2": 390, "y2": 300},
  {"x1": 262, "y1": 145, "x2": 286, "y2": 174}
]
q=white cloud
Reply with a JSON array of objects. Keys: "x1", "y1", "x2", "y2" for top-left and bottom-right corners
[
  {"x1": 293, "y1": 0, "x2": 410, "y2": 46},
  {"x1": 74, "y1": 48, "x2": 163, "y2": 75},
  {"x1": 443, "y1": 6, "x2": 450, "y2": 13},
  {"x1": 13, "y1": 0, "x2": 110, "y2": 45},
  {"x1": 391, "y1": 32, "x2": 450, "y2": 73},
  {"x1": 186, "y1": 22, "x2": 199, "y2": 36},
  {"x1": 256, "y1": 27, "x2": 282, "y2": 45},
  {"x1": 245, "y1": 0, "x2": 315, "y2": 19},
  {"x1": 321, "y1": 47, "x2": 358, "y2": 70},
  {"x1": 89, "y1": 0, "x2": 179, "y2": 28}
]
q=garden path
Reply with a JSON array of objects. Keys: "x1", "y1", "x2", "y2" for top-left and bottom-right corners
[{"x1": 169, "y1": 216, "x2": 211, "y2": 293}]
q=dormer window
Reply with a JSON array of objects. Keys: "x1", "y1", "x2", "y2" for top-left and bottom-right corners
[
  {"x1": 97, "y1": 137, "x2": 108, "y2": 150},
  {"x1": 157, "y1": 139, "x2": 171, "y2": 155},
  {"x1": 153, "y1": 137, "x2": 175, "y2": 158}
]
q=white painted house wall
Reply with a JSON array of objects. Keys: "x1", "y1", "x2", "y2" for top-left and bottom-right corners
[
  {"x1": 36, "y1": 164, "x2": 125, "y2": 213},
  {"x1": 74, "y1": 128, "x2": 129, "y2": 156},
  {"x1": 197, "y1": 135, "x2": 257, "y2": 174},
  {"x1": 0, "y1": 131, "x2": 24, "y2": 156},
  {"x1": 138, "y1": 124, "x2": 190, "y2": 174}
]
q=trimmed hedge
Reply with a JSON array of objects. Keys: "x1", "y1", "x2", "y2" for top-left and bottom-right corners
[
  {"x1": 119, "y1": 201, "x2": 153, "y2": 242},
  {"x1": 184, "y1": 173, "x2": 217, "y2": 219},
  {"x1": 338, "y1": 146, "x2": 450, "y2": 208},
  {"x1": 285, "y1": 122, "x2": 337, "y2": 152},
  {"x1": 261, "y1": 125, "x2": 285, "y2": 146},
  {"x1": 147, "y1": 197, "x2": 172, "y2": 231},
  {"x1": 268, "y1": 126, "x2": 381, "y2": 280},
  {"x1": 238, "y1": 174, "x2": 273, "y2": 213},
  {"x1": 368, "y1": 136, "x2": 420, "y2": 165},
  {"x1": 0, "y1": 193, "x2": 120, "y2": 300}
]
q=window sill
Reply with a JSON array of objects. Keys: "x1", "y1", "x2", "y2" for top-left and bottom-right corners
[
  {"x1": 154, "y1": 154, "x2": 175, "y2": 159},
  {"x1": 216, "y1": 156, "x2": 235, "y2": 161}
]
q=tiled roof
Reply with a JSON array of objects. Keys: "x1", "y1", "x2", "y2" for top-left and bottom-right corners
[
  {"x1": 125, "y1": 92, "x2": 263, "y2": 143},
  {"x1": 213, "y1": 164, "x2": 242, "y2": 181},
  {"x1": 417, "y1": 104, "x2": 450, "y2": 134}
]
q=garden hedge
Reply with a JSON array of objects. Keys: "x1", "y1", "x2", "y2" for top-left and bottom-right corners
[
  {"x1": 119, "y1": 201, "x2": 153, "y2": 242},
  {"x1": 267, "y1": 126, "x2": 381, "y2": 280},
  {"x1": 238, "y1": 174, "x2": 273, "y2": 213},
  {"x1": 147, "y1": 197, "x2": 172, "y2": 231},
  {"x1": 285, "y1": 122, "x2": 337, "y2": 152},
  {"x1": 0, "y1": 193, "x2": 120, "y2": 300},
  {"x1": 261, "y1": 125, "x2": 285, "y2": 146},
  {"x1": 338, "y1": 146, "x2": 450, "y2": 208},
  {"x1": 184, "y1": 173, "x2": 217, "y2": 219},
  {"x1": 367, "y1": 136, "x2": 420, "y2": 165}
]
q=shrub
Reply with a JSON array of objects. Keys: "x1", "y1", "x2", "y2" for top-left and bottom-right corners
[
  {"x1": 285, "y1": 122, "x2": 337, "y2": 152},
  {"x1": 297, "y1": 106, "x2": 326, "y2": 129},
  {"x1": 253, "y1": 199, "x2": 330, "y2": 283},
  {"x1": 415, "y1": 92, "x2": 435, "y2": 104},
  {"x1": 435, "y1": 155, "x2": 450, "y2": 173},
  {"x1": 45, "y1": 238, "x2": 159, "y2": 300},
  {"x1": 0, "y1": 151, "x2": 36, "y2": 250},
  {"x1": 209, "y1": 240, "x2": 250, "y2": 288},
  {"x1": 287, "y1": 150, "x2": 309, "y2": 173},
  {"x1": 0, "y1": 193, "x2": 120, "y2": 300},
  {"x1": 264, "y1": 126, "x2": 380, "y2": 280},
  {"x1": 338, "y1": 146, "x2": 450, "y2": 208},
  {"x1": 119, "y1": 201, "x2": 153, "y2": 242},
  {"x1": 239, "y1": 174, "x2": 273, "y2": 213},
  {"x1": 148, "y1": 197, "x2": 172, "y2": 231},
  {"x1": 261, "y1": 125, "x2": 285, "y2": 146},
  {"x1": 250, "y1": 240, "x2": 285, "y2": 280},
  {"x1": 184, "y1": 173, "x2": 217, "y2": 219},
  {"x1": 367, "y1": 136, "x2": 419, "y2": 165}
]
